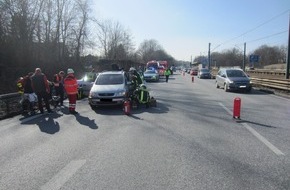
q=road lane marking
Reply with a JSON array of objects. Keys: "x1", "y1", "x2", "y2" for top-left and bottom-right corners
[
  {"x1": 241, "y1": 123, "x2": 284, "y2": 156},
  {"x1": 219, "y1": 102, "x2": 284, "y2": 156},
  {"x1": 218, "y1": 102, "x2": 232, "y2": 115},
  {"x1": 41, "y1": 160, "x2": 86, "y2": 190}
]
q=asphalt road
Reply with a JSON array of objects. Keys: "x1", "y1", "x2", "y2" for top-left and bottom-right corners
[{"x1": 0, "y1": 72, "x2": 290, "y2": 190}]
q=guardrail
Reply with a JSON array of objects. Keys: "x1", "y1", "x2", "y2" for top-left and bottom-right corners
[
  {"x1": 0, "y1": 93, "x2": 22, "y2": 119},
  {"x1": 247, "y1": 70, "x2": 286, "y2": 78},
  {"x1": 251, "y1": 78, "x2": 290, "y2": 92}
]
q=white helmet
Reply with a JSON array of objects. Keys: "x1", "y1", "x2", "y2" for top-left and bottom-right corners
[
  {"x1": 67, "y1": 68, "x2": 74, "y2": 74},
  {"x1": 140, "y1": 84, "x2": 146, "y2": 89}
]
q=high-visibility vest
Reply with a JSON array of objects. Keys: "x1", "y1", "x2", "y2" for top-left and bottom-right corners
[
  {"x1": 64, "y1": 75, "x2": 78, "y2": 95},
  {"x1": 17, "y1": 79, "x2": 24, "y2": 94},
  {"x1": 138, "y1": 89, "x2": 149, "y2": 104}
]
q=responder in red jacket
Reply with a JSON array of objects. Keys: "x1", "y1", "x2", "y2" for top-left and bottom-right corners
[{"x1": 64, "y1": 68, "x2": 78, "y2": 114}]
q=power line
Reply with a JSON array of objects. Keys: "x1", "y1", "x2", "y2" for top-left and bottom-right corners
[
  {"x1": 219, "y1": 9, "x2": 290, "y2": 47},
  {"x1": 247, "y1": 30, "x2": 288, "y2": 43}
]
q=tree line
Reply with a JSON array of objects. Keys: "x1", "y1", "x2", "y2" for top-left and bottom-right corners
[
  {"x1": 0, "y1": 0, "x2": 286, "y2": 94},
  {"x1": 0, "y1": 0, "x2": 174, "y2": 94},
  {"x1": 194, "y1": 45, "x2": 287, "y2": 69}
]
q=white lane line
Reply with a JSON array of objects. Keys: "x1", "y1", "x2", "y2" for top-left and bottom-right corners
[
  {"x1": 218, "y1": 102, "x2": 232, "y2": 116},
  {"x1": 241, "y1": 123, "x2": 284, "y2": 156},
  {"x1": 219, "y1": 102, "x2": 284, "y2": 156},
  {"x1": 41, "y1": 160, "x2": 86, "y2": 190}
]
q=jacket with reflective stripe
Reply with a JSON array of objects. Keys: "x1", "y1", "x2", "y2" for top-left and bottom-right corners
[
  {"x1": 64, "y1": 74, "x2": 78, "y2": 95},
  {"x1": 138, "y1": 89, "x2": 149, "y2": 103}
]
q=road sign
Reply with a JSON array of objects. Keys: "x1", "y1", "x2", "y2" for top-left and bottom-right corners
[{"x1": 249, "y1": 55, "x2": 259, "y2": 62}]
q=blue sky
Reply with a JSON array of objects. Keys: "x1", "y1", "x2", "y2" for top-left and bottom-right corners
[{"x1": 91, "y1": 0, "x2": 290, "y2": 61}]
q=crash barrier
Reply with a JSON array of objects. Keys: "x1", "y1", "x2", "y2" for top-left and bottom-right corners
[
  {"x1": 251, "y1": 78, "x2": 290, "y2": 92},
  {"x1": 247, "y1": 70, "x2": 286, "y2": 78},
  {"x1": 0, "y1": 93, "x2": 22, "y2": 119}
]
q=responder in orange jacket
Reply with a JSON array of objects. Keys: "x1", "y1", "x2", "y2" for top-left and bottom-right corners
[{"x1": 64, "y1": 68, "x2": 78, "y2": 114}]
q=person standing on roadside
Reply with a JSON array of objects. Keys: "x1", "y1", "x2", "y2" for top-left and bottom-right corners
[
  {"x1": 53, "y1": 71, "x2": 65, "y2": 106},
  {"x1": 23, "y1": 72, "x2": 37, "y2": 115},
  {"x1": 31, "y1": 68, "x2": 53, "y2": 114},
  {"x1": 164, "y1": 68, "x2": 171, "y2": 83},
  {"x1": 64, "y1": 68, "x2": 78, "y2": 114}
]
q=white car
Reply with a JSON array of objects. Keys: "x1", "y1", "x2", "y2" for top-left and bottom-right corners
[{"x1": 88, "y1": 71, "x2": 131, "y2": 109}]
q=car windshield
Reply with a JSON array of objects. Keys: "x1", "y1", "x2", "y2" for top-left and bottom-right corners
[
  {"x1": 226, "y1": 70, "x2": 246, "y2": 77},
  {"x1": 95, "y1": 74, "x2": 124, "y2": 85},
  {"x1": 200, "y1": 69, "x2": 209, "y2": 72},
  {"x1": 145, "y1": 70, "x2": 156, "y2": 74}
]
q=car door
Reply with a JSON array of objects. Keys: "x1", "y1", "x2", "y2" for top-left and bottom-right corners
[{"x1": 216, "y1": 70, "x2": 222, "y2": 86}]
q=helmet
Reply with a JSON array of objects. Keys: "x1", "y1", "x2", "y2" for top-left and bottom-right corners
[
  {"x1": 140, "y1": 84, "x2": 146, "y2": 89},
  {"x1": 129, "y1": 67, "x2": 136, "y2": 72},
  {"x1": 67, "y1": 68, "x2": 74, "y2": 74}
]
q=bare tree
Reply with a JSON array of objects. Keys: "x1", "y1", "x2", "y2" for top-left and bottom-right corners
[
  {"x1": 136, "y1": 39, "x2": 163, "y2": 63},
  {"x1": 94, "y1": 19, "x2": 134, "y2": 60},
  {"x1": 253, "y1": 45, "x2": 281, "y2": 67},
  {"x1": 72, "y1": 0, "x2": 89, "y2": 63}
]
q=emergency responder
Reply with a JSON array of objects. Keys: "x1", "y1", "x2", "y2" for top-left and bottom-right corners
[
  {"x1": 164, "y1": 68, "x2": 171, "y2": 83},
  {"x1": 31, "y1": 68, "x2": 53, "y2": 114},
  {"x1": 64, "y1": 68, "x2": 78, "y2": 114},
  {"x1": 135, "y1": 84, "x2": 150, "y2": 108},
  {"x1": 53, "y1": 71, "x2": 65, "y2": 106},
  {"x1": 129, "y1": 67, "x2": 143, "y2": 86},
  {"x1": 17, "y1": 77, "x2": 24, "y2": 94}
]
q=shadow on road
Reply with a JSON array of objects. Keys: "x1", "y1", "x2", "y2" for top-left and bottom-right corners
[
  {"x1": 236, "y1": 119, "x2": 277, "y2": 128},
  {"x1": 35, "y1": 113, "x2": 62, "y2": 134},
  {"x1": 74, "y1": 114, "x2": 98, "y2": 129},
  {"x1": 92, "y1": 105, "x2": 124, "y2": 116}
]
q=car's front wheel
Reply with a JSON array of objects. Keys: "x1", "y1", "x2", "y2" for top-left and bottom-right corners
[
  {"x1": 216, "y1": 81, "x2": 220, "y2": 88},
  {"x1": 224, "y1": 83, "x2": 228, "y2": 92}
]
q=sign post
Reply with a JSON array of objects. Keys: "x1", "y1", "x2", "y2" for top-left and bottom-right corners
[{"x1": 249, "y1": 55, "x2": 259, "y2": 68}]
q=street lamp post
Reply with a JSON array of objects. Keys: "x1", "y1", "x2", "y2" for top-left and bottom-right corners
[
  {"x1": 235, "y1": 43, "x2": 247, "y2": 71},
  {"x1": 208, "y1": 43, "x2": 211, "y2": 70},
  {"x1": 243, "y1": 43, "x2": 246, "y2": 71}
]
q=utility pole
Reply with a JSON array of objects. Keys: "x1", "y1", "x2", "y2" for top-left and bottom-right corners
[
  {"x1": 191, "y1": 55, "x2": 192, "y2": 66},
  {"x1": 243, "y1": 43, "x2": 246, "y2": 71},
  {"x1": 286, "y1": 14, "x2": 290, "y2": 79},
  {"x1": 208, "y1": 43, "x2": 211, "y2": 70}
]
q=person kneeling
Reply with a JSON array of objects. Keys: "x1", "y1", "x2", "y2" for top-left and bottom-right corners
[{"x1": 135, "y1": 84, "x2": 150, "y2": 108}]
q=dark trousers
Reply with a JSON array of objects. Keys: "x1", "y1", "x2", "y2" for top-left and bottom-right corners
[
  {"x1": 165, "y1": 75, "x2": 169, "y2": 82},
  {"x1": 36, "y1": 91, "x2": 51, "y2": 113},
  {"x1": 55, "y1": 86, "x2": 64, "y2": 105}
]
